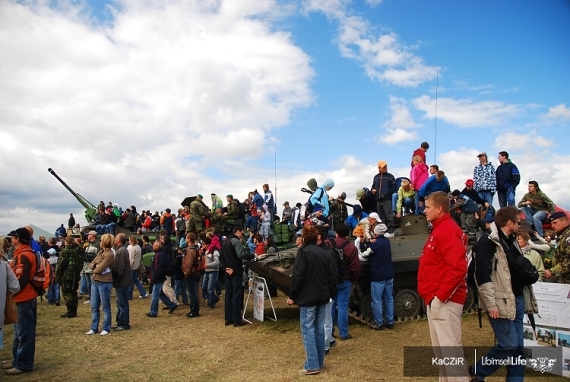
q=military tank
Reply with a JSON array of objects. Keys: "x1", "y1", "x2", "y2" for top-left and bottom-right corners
[{"x1": 248, "y1": 215, "x2": 475, "y2": 324}]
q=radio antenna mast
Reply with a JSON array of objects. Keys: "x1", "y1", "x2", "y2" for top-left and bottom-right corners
[{"x1": 434, "y1": 69, "x2": 439, "y2": 164}]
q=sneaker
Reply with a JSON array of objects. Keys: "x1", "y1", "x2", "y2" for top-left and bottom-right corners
[
  {"x1": 83, "y1": 300, "x2": 91, "y2": 304},
  {"x1": 4, "y1": 368, "x2": 24, "y2": 375},
  {"x1": 139, "y1": 294, "x2": 149, "y2": 299},
  {"x1": 329, "y1": 339, "x2": 337, "y2": 348},
  {"x1": 145, "y1": 313, "x2": 157, "y2": 318},
  {"x1": 370, "y1": 323, "x2": 384, "y2": 330},
  {"x1": 55, "y1": 301, "x2": 60, "y2": 306},
  {"x1": 384, "y1": 232, "x2": 394, "y2": 238},
  {"x1": 297, "y1": 368, "x2": 320, "y2": 375},
  {"x1": 1, "y1": 361, "x2": 14, "y2": 370},
  {"x1": 100, "y1": 330, "x2": 109, "y2": 336},
  {"x1": 85, "y1": 330, "x2": 97, "y2": 335},
  {"x1": 340, "y1": 334, "x2": 353, "y2": 341}
]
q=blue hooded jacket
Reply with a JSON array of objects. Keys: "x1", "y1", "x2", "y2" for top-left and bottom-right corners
[{"x1": 310, "y1": 178, "x2": 334, "y2": 217}]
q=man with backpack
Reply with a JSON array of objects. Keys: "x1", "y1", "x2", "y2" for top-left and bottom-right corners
[
  {"x1": 469, "y1": 206, "x2": 539, "y2": 381},
  {"x1": 417, "y1": 191, "x2": 469, "y2": 381},
  {"x1": 146, "y1": 240, "x2": 178, "y2": 317},
  {"x1": 112, "y1": 233, "x2": 133, "y2": 330},
  {"x1": 6, "y1": 228, "x2": 38, "y2": 375},
  {"x1": 329, "y1": 224, "x2": 359, "y2": 341}
]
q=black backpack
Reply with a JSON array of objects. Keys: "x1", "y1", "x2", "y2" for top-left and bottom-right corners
[
  {"x1": 328, "y1": 239, "x2": 348, "y2": 284},
  {"x1": 305, "y1": 188, "x2": 324, "y2": 217}
]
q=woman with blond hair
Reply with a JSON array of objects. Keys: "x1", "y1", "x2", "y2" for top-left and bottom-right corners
[
  {"x1": 86, "y1": 233, "x2": 115, "y2": 336},
  {"x1": 410, "y1": 155, "x2": 429, "y2": 214}
]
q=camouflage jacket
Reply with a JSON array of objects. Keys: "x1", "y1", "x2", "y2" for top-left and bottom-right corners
[
  {"x1": 330, "y1": 201, "x2": 348, "y2": 226},
  {"x1": 551, "y1": 225, "x2": 570, "y2": 283},
  {"x1": 55, "y1": 243, "x2": 85, "y2": 286},
  {"x1": 190, "y1": 200, "x2": 208, "y2": 218},
  {"x1": 227, "y1": 200, "x2": 239, "y2": 219}
]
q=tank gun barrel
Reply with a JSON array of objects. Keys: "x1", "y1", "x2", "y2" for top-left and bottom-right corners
[{"x1": 48, "y1": 168, "x2": 98, "y2": 223}]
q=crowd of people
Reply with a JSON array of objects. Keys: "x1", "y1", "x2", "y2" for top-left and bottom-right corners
[{"x1": 1, "y1": 141, "x2": 569, "y2": 378}]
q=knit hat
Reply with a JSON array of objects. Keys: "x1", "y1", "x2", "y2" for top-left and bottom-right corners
[
  {"x1": 373, "y1": 223, "x2": 387, "y2": 237},
  {"x1": 313, "y1": 204, "x2": 324, "y2": 213}
]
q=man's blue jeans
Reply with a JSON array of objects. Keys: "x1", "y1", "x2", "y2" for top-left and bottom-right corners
[
  {"x1": 224, "y1": 276, "x2": 243, "y2": 324},
  {"x1": 331, "y1": 279, "x2": 352, "y2": 338},
  {"x1": 128, "y1": 270, "x2": 147, "y2": 299},
  {"x1": 115, "y1": 286, "x2": 130, "y2": 328},
  {"x1": 84, "y1": 273, "x2": 92, "y2": 301},
  {"x1": 90, "y1": 281, "x2": 113, "y2": 332},
  {"x1": 498, "y1": 188, "x2": 516, "y2": 208},
  {"x1": 47, "y1": 282, "x2": 60, "y2": 303},
  {"x1": 185, "y1": 273, "x2": 201, "y2": 315},
  {"x1": 474, "y1": 296, "x2": 525, "y2": 381},
  {"x1": 371, "y1": 279, "x2": 394, "y2": 326},
  {"x1": 477, "y1": 191, "x2": 494, "y2": 207},
  {"x1": 300, "y1": 304, "x2": 326, "y2": 371},
  {"x1": 12, "y1": 299, "x2": 37, "y2": 372},
  {"x1": 174, "y1": 279, "x2": 189, "y2": 305},
  {"x1": 415, "y1": 193, "x2": 425, "y2": 215},
  {"x1": 521, "y1": 207, "x2": 548, "y2": 237},
  {"x1": 203, "y1": 271, "x2": 220, "y2": 308},
  {"x1": 149, "y1": 281, "x2": 177, "y2": 316}
]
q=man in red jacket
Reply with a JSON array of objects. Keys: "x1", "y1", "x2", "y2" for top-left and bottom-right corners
[
  {"x1": 411, "y1": 141, "x2": 429, "y2": 168},
  {"x1": 418, "y1": 191, "x2": 469, "y2": 381}
]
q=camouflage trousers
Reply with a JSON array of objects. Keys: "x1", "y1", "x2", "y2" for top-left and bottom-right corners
[
  {"x1": 186, "y1": 218, "x2": 204, "y2": 234},
  {"x1": 62, "y1": 280, "x2": 80, "y2": 314}
]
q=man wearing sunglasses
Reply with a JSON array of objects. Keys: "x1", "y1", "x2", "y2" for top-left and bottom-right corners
[{"x1": 469, "y1": 206, "x2": 538, "y2": 381}]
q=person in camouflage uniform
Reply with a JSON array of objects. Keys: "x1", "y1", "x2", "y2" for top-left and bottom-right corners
[
  {"x1": 549, "y1": 211, "x2": 570, "y2": 284},
  {"x1": 210, "y1": 208, "x2": 224, "y2": 235},
  {"x1": 225, "y1": 194, "x2": 240, "y2": 221},
  {"x1": 56, "y1": 236, "x2": 86, "y2": 318},
  {"x1": 329, "y1": 192, "x2": 349, "y2": 230},
  {"x1": 186, "y1": 194, "x2": 209, "y2": 234}
]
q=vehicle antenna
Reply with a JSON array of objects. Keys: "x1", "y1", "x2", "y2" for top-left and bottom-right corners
[{"x1": 434, "y1": 69, "x2": 438, "y2": 164}]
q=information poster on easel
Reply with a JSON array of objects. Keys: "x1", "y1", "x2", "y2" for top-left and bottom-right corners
[
  {"x1": 523, "y1": 282, "x2": 570, "y2": 377},
  {"x1": 253, "y1": 278, "x2": 265, "y2": 322}
]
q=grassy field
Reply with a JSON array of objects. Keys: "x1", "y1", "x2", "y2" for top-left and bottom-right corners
[{"x1": 1, "y1": 291, "x2": 566, "y2": 382}]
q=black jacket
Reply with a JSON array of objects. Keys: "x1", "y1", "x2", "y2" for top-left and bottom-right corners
[
  {"x1": 289, "y1": 243, "x2": 336, "y2": 307},
  {"x1": 150, "y1": 249, "x2": 168, "y2": 284},
  {"x1": 495, "y1": 161, "x2": 520, "y2": 192},
  {"x1": 371, "y1": 172, "x2": 396, "y2": 201},
  {"x1": 220, "y1": 235, "x2": 253, "y2": 278}
]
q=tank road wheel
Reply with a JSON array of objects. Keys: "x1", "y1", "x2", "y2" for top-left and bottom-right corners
[
  {"x1": 394, "y1": 289, "x2": 421, "y2": 320},
  {"x1": 463, "y1": 287, "x2": 475, "y2": 313},
  {"x1": 359, "y1": 293, "x2": 373, "y2": 322}
]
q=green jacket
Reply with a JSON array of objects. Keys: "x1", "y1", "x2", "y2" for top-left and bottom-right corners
[
  {"x1": 551, "y1": 225, "x2": 570, "y2": 283},
  {"x1": 517, "y1": 191, "x2": 555, "y2": 213},
  {"x1": 396, "y1": 187, "x2": 416, "y2": 212}
]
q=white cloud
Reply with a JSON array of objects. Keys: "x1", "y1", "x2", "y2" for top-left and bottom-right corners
[
  {"x1": 376, "y1": 96, "x2": 420, "y2": 145},
  {"x1": 435, "y1": 131, "x2": 569, "y2": 211},
  {"x1": 412, "y1": 95, "x2": 520, "y2": 127},
  {"x1": 378, "y1": 128, "x2": 419, "y2": 145},
  {"x1": 365, "y1": 0, "x2": 383, "y2": 6},
  {"x1": 543, "y1": 103, "x2": 570, "y2": 120},
  {"x1": 0, "y1": 0, "x2": 316, "y2": 233},
  {"x1": 303, "y1": 0, "x2": 438, "y2": 87},
  {"x1": 384, "y1": 96, "x2": 420, "y2": 129}
]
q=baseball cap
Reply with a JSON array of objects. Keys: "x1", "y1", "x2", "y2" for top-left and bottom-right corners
[
  {"x1": 8, "y1": 228, "x2": 31, "y2": 242},
  {"x1": 378, "y1": 160, "x2": 387, "y2": 168},
  {"x1": 477, "y1": 151, "x2": 487, "y2": 157},
  {"x1": 368, "y1": 212, "x2": 381, "y2": 221},
  {"x1": 465, "y1": 179, "x2": 474, "y2": 187},
  {"x1": 88, "y1": 230, "x2": 97, "y2": 236},
  {"x1": 47, "y1": 248, "x2": 57, "y2": 255}
]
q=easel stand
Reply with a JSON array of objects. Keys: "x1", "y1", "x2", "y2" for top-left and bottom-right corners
[{"x1": 243, "y1": 275, "x2": 277, "y2": 323}]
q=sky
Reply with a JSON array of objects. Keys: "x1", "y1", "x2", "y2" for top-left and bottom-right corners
[{"x1": 1, "y1": 0, "x2": 569, "y2": 234}]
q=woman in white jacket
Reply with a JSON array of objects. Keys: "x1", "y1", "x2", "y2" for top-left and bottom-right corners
[{"x1": 1, "y1": 241, "x2": 21, "y2": 349}]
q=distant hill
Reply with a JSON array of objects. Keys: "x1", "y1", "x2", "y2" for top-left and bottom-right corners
[{"x1": 1, "y1": 224, "x2": 54, "y2": 240}]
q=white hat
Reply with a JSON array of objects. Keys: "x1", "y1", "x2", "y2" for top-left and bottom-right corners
[
  {"x1": 47, "y1": 248, "x2": 57, "y2": 255},
  {"x1": 368, "y1": 212, "x2": 381, "y2": 221}
]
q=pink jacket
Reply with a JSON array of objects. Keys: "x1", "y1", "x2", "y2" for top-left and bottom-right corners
[{"x1": 410, "y1": 163, "x2": 429, "y2": 191}]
